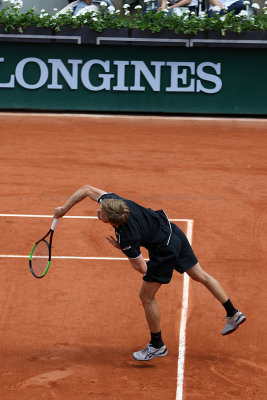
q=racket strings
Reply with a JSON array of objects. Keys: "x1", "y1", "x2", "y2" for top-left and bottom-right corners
[{"x1": 31, "y1": 240, "x2": 49, "y2": 277}]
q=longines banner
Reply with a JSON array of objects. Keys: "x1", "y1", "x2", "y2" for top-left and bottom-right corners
[{"x1": 0, "y1": 42, "x2": 266, "y2": 114}]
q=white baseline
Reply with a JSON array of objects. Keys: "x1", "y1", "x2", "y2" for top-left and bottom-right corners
[{"x1": 0, "y1": 213, "x2": 191, "y2": 222}]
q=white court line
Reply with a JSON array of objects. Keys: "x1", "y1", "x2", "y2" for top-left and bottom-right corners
[
  {"x1": 0, "y1": 255, "x2": 134, "y2": 261},
  {"x1": 0, "y1": 213, "x2": 191, "y2": 222},
  {"x1": 176, "y1": 219, "x2": 193, "y2": 400},
  {"x1": 0, "y1": 214, "x2": 97, "y2": 219},
  {"x1": 0, "y1": 112, "x2": 266, "y2": 122}
]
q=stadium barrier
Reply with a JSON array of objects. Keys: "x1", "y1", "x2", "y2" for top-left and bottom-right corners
[{"x1": 0, "y1": 30, "x2": 266, "y2": 114}]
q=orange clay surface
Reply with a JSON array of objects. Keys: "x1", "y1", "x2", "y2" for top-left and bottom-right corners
[{"x1": 0, "y1": 114, "x2": 266, "y2": 400}]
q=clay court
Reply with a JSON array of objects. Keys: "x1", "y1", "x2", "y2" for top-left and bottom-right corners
[{"x1": 0, "y1": 113, "x2": 266, "y2": 400}]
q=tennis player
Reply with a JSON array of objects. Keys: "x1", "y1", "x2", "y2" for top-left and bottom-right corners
[{"x1": 54, "y1": 185, "x2": 246, "y2": 362}]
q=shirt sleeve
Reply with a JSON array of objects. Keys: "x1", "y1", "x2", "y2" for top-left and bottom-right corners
[
  {"x1": 97, "y1": 193, "x2": 122, "y2": 203},
  {"x1": 119, "y1": 241, "x2": 141, "y2": 259}
]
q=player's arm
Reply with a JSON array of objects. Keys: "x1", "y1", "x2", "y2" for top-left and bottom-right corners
[
  {"x1": 106, "y1": 237, "x2": 147, "y2": 274},
  {"x1": 54, "y1": 185, "x2": 107, "y2": 218},
  {"x1": 128, "y1": 255, "x2": 147, "y2": 275}
]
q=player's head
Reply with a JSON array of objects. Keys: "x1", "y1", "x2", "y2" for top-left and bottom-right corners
[{"x1": 97, "y1": 199, "x2": 130, "y2": 225}]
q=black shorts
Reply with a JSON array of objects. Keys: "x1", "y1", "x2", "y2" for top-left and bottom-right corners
[{"x1": 143, "y1": 223, "x2": 198, "y2": 284}]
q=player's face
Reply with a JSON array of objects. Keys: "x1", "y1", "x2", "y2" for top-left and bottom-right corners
[{"x1": 96, "y1": 207, "x2": 109, "y2": 223}]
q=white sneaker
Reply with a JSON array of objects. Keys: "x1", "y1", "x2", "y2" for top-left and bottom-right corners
[
  {"x1": 133, "y1": 344, "x2": 168, "y2": 361},
  {"x1": 221, "y1": 311, "x2": 246, "y2": 335}
]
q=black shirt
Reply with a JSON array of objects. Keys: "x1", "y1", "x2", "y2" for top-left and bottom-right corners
[{"x1": 98, "y1": 193, "x2": 172, "y2": 259}]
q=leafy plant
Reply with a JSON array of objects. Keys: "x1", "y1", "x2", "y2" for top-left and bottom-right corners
[{"x1": 0, "y1": 0, "x2": 266, "y2": 36}]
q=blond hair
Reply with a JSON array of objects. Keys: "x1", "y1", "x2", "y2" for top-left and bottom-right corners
[{"x1": 101, "y1": 199, "x2": 130, "y2": 225}]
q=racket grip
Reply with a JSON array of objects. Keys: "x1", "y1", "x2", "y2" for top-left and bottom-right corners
[{"x1": 51, "y1": 218, "x2": 58, "y2": 231}]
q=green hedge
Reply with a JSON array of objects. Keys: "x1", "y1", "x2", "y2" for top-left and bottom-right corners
[{"x1": 0, "y1": 0, "x2": 267, "y2": 36}]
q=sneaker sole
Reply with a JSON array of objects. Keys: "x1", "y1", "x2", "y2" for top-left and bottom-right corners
[
  {"x1": 133, "y1": 348, "x2": 168, "y2": 361},
  {"x1": 221, "y1": 316, "x2": 246, "y2": 336}
]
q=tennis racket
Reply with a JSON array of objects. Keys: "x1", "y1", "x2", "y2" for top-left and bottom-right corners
[{"x1": 29, "y1": 218, "x2": 58, "y2": 278}]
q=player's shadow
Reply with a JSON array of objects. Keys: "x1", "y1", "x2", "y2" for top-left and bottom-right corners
[
  {"x1": 23, "y1": 343, "x2": 160, "y2": 371},
  {"x1": 128, "y1": 361, "x2": 156, "y2": 368},
  {"x1": 52, "y1": 343, "x2": 159, "y2": 368}
]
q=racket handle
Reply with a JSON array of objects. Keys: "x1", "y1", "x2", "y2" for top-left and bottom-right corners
[{"x1": 51, "y1": 218, "x2": 58, "y2": 231}]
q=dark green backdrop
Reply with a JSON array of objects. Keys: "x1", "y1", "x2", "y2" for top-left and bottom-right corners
[{"x1": 0, "y1": 42, "x2": 266, "y2": 114}]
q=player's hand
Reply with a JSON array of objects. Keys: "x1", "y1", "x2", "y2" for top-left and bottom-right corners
[
  {"x1": 54, "y1": 206, "x2": 66, "y2": 219},
  {"x1": 106, "y1": 236, "x2": 120, "y2": 249}
]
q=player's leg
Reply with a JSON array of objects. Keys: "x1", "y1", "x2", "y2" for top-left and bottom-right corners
[
  {"x1": 186, "y1": 263, "x2": 246, "y2": 335},
  {"x1": 133, "y1": 281, "x2": 167, "y2": 361},
  {"x1": 186, "y1": 262, "x2": 228, "y2": 303},
  {"x1": 139, "y1": 280, "x2": 162, "y2": 333}
]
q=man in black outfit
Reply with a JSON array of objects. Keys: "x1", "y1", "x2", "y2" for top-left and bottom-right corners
[{"x1": 54, "y1": 185, "x2": 246, "y2": 362}]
